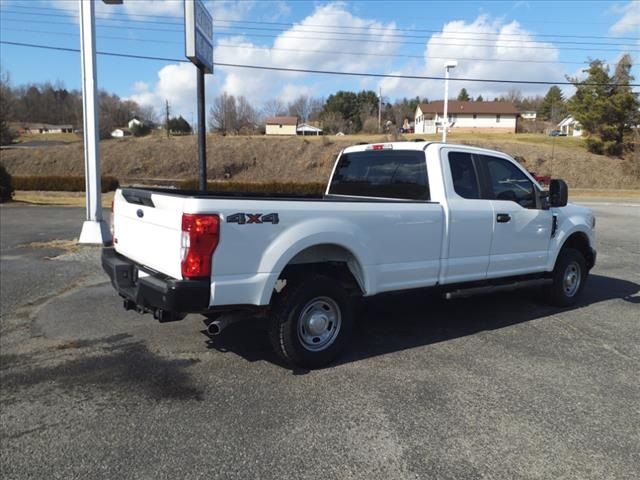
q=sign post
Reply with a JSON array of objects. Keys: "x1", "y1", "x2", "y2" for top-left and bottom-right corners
[
  {"x1": 78, "y1": 0, "x2": 110, "y2": 244},
  {"x1": 185, "y1": 0, "x2": 213, "y2": 191}
]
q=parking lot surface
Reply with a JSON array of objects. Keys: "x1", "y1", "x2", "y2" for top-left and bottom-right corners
[{"x1": 1, "y1": 202, "x2": 639, "y2": 479}]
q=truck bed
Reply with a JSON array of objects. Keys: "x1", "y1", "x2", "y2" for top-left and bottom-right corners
[{"x1": 112, "y1": 186, "x2": 445, "y2": 307}]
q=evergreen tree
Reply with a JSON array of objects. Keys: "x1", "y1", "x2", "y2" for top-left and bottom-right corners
[
  {"x1": 475, "y1": 95, "x2": 483, "y2": 102},
  {"x1": 567, "y1": 56, "x2": 639, "y2": 155},
  {"x1": 539, "y1": 86, "x2": 566, "y2": 122},
  {"x1": 457, "y1": 88, "x2": 470, "y2": 101}
]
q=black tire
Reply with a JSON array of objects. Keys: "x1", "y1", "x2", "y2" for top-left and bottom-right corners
[
  {"x1": 268, "y1": 274, "x2": 354, "y2": 368},
  {"x1": 548, "y1": 248, "x2": 588, "y2": 307}
]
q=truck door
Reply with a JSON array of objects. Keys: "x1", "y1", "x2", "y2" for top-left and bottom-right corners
[
  {"x1": 478, "y1": 154, "x2": 553, "y2": 278},
  {"x1": 441, "y1": 150, "x2": 494, "y2": 283}
]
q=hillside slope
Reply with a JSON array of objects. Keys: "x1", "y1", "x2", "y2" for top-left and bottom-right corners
[{"x1": 1, "y1": 134, "x2": 638, "y2": 189}]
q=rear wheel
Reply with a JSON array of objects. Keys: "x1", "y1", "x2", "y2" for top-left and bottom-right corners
[
  {"x1": 268, "y1": 275, "x2": 354, "y2": 368},
  {"x1": 548, "y1": 248, "x2": 587, "y2": 307}
]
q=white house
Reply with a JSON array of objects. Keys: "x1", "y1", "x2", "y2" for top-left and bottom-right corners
[
  {"x1": 521, "y1": 110, "x2": 537, "y2": 120},
  {"x1": 111, "y1": 128, "x2": 132, "y2": 138},
  {"x1": 128, "y1": 118, "x2": 143, "y2": 129},
  {"x1": 415, "y1": 101, "x2": 520, "y2": 134},
  {"x1": 265, "y1": 116, "x2": 298, "y2": 135},
  {"x1": 296, "y1": 123, "x2": 323, "y2": 136},
  {"x1": 558, "y1": 115, "x2": 583, "y2": 137}
]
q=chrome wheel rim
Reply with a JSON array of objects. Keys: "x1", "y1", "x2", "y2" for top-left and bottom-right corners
[
  {"x1": 563, "y1": 261, "x2": 581, "y2": 297},
  {"x1": 297, "y1": 297, "x2": 342, "y2": 352}
]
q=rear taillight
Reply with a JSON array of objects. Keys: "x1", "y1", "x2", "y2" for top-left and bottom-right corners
[{"x1": 181, "y1": 214, "x2": 220, "y2": 279}]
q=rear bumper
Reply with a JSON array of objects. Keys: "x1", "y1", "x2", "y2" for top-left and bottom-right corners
[{"x1": 101, "y1": 248, "x2": 210, "y2": 315}]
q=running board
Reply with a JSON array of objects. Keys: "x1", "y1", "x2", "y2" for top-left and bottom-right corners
[{"x1": 444, "y1": 278, "x2": 551, "y2": 300}]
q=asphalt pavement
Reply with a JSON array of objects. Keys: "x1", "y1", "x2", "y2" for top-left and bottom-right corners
[{"x1": 1, "y1": 202, "x2": 639, "y2": 480}]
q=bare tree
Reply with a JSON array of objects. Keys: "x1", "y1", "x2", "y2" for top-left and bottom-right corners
[
  {"x1": 209, "y1": 92, "x2": 237, "y2": 134},
  {"x1": 287, "y1": 95, "x2": 312, "y2": 122},
  {"x1": 262, "y1": 98, "x2": 286, "y2": 117},
  {"x1": 209, "y1": 92, "x2": 259, "y2": 134},
  {"x1": 308, "y1": 97, "x2": 325, "y2": 122},
  {"x1": 501, "y1": 88, "x2": 523, "y2": 107},
  {"x1": 236, "y1": 95, "x2": 259, "y2": 133}
]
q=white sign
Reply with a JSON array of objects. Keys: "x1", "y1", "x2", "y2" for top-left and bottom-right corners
[{"x1": 185, "y1": 0, "x2": 213, "y2": 74}]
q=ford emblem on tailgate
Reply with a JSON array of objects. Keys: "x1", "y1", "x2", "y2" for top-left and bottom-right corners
[{"x1": 136, "y1": 209, "x2": 144, "y2": 218}]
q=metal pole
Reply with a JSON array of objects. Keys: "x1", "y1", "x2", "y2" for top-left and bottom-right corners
[
  {"x1": 443, "y1": 67, "x2": 450, "y2": 143},
  {"x1": 378, "y1": 87, "x2": 382, "y2": 132},
  {"x1": 197, "y1": 67, "x2": 207, "y2": 191},
  {"x1": 78, "y1": 0, "x2": 109, "y2": 244}
]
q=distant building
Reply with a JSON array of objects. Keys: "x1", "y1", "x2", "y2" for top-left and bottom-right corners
[
  {"x1": 296, "y1": 123, "x2": 323, "y2": 136},
  {"x1": 520, "y1": 111, "x2": 537, "y2": 120},
  {"x1": 265, "y1": 116, "x2": 298, "y2": 135},
  {"x1": 415, "y1": 101, "x2": 520, "y2": 134},
  {"x1": 557, "y1": 115, "x2": 583, "y2": 137},
  {"x1": 128, "y1": 118, "x2": 143, "y2": 129},
  {"x1": 111, "y1": 128, "x2": 132, "y2": 138},
  {"x1": 21, "y1": 123, "x2": 74, "y2": 134}
]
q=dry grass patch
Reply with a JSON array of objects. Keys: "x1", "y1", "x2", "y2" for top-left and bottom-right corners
[
  {"x1": 20, "y1": 238, "x2": 80, "y2": 253},
  {"x1": 13, "y1": 191, "x2": 114, "y2": 207},
  {"x1": 2, "y1": 133, "x2": 638, "y2": 190}
]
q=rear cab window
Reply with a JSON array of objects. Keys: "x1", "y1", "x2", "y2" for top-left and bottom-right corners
[{"x1": 328, "y1": 150, "x2": 430, "y2": 200}]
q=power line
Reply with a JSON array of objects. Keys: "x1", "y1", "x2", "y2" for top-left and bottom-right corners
[
  {"x1": 6, "y1": 3, "x2": 636, "y2": 41},
  {"x1": 1, "y1": 26, "x2": 602, "y2": 66},
  {"x1": 209, "y1": 20, "x2": 629, "y2": 47},
  {"x1": 2, "y1": 8, "x2": 640, "y2": 49},
  {"x1": 211, "y1": 18, "x2": 640, "y2": 42},
  {"x1": 2, "y1": 16, "x2": 637, "y2": 53},
  {"x1": 2, "y1": 40, "x2": 638, "y2": 87}
]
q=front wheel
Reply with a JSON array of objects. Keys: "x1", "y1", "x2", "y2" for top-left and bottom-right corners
[
  {"x1": 548, "y1": 248, "x2": 588, "y2": 307},
  {"x1": 268, "y1": 275, "x2": 354, "y2": 368}
]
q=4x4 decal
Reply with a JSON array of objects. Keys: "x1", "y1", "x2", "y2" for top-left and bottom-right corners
[{"x1": 227, "y1": 213, "x2": 279, "y2": 225}]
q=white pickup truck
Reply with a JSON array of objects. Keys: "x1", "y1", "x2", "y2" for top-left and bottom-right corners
[{"x1": 102, "y1": 141, "x2": 596, "y2": 368}]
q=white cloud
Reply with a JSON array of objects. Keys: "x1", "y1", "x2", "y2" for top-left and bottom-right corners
[
  {"x1": 212, "y1": 2, "x2": 399, "y2": 101},
  {"x1": 127, "y1": 62, "x2": 219, "y2": 121},
  {"x1": 609, "y1": 1, "x2": 640, "y2": 36},
  {"x1": 380, "y1": 15, "x2": 566, "y2": 101}
]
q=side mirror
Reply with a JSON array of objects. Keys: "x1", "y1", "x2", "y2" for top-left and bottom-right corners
[{"x1": 549, "y1": 179, "x2": 568, "y2": 207}]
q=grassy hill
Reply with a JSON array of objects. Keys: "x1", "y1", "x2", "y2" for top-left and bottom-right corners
[{"x1": 1, "y1": 132, "x2": 638, "y2": 189}]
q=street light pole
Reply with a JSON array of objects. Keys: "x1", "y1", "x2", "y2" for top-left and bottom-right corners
[
  {"x1": 442, "y1": 60, "x2": 457, "y2": 143},
  {"x1": 78, "y1": 0, "x2": 112, "y2": 244}
]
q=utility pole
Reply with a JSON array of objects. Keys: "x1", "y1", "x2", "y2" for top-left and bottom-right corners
[
  {"x1": 165, "y1": 99, "x2": 170, "y2": 138},
  {"x1": 442, "y1": 60, "x2": 457, "y2": 143},
  {"x1": 78, "y1": 0, "x2": 115, "y2": 245},
  {"x1": 378, "y1": 87, "x2": 382, "y2": 132}
]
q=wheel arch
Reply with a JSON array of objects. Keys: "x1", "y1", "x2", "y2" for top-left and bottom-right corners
[
  {"x1": 554, "y1": 230, "x2": 595, "y2": 270},
  {"x1": 261, "y1": 243, "x2": 368, "y2": 305}
]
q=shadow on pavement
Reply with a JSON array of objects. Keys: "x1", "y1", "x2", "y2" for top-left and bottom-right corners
[
  {"x1": 203, "y1": 274, "x2": 640, "y2": 370},
  {"x1": 0, "y1": 334, "x2": 204, "y2": 404}
]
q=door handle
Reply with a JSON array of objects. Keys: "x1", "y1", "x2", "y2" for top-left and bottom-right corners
[{"x1": 496, "y1": 213, "x2": 511, "y2": 223}]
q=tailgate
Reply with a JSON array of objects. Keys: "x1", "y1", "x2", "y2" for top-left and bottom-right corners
[{"x1": 113, "y1": 188, "x2": 186, "y2": 279}]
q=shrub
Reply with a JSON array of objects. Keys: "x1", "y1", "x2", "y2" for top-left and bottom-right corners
[
  {"x1": 585, "y1": 138, "x2": 604, "y2": 155},
  {"x1": 11, "y1": 175, "x2": 119, "y2": 192},
  {"x1": 603, "y1": 141, "x2": 624, "y2": 157},
  {"x1": 131, "y1": 123, "x2": 151, "y2": 137},
  {"x1": 0, "y1": 164, "x2": 13, "y2": 202},
  {"x1": 177, "y1": 180, "x2": 325, "y2": 196}
]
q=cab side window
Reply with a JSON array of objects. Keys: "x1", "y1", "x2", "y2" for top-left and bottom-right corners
[
  {"x1": 448, "y1": 152, "x2": 480, "y2": 199},
  {"x1": 481, "y1": 155, "x2": 536, "y2": 209}
]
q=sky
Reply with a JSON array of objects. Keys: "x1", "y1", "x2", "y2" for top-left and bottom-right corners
[{"x1": 1, "y1": 0, "x2": 638, "y2": 121}]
